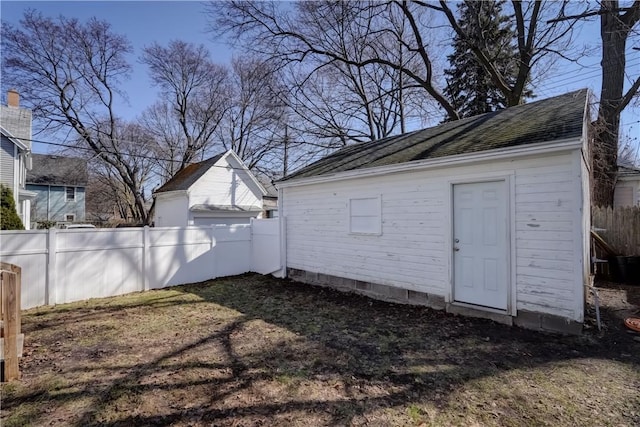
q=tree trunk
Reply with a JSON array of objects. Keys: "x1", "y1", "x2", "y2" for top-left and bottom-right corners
[{"x1": 592, "y1": 1, "x2": 628, "y2": 207}]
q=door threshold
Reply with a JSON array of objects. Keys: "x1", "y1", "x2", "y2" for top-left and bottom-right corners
[{"x1": 447, "y1": 302, "x2": 512, "y2": 325}]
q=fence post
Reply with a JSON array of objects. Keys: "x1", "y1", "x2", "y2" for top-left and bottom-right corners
[
  {"x1": 210, "y1": 225, "x2": 217, "y2": 280},
  {"x1": 249, "y1": 218, "x2": 255, "y2": 273},
  {"x1": 46, "y1": 228, "x2": 57, "y2": 306},
  {"x1": 279, "y1": 216, "x2": 287, "y2": 278},
  {"x1": 143, "y1": 226, "x2": 150, "y2": 291},
  {"x1": 1, "y1": 270, "x2": 20, "y2": 381}
]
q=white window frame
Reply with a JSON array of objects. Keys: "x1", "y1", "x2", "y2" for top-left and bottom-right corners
[
  {"x1": 66, "y1": 186, "x2": 76, "y2": 202},
  {"x1": 65, "y1": 213, "x2": 75, "y2": 222},
  {"x1": 348, "y1": 195, "x2": 382, "y2": 235}
]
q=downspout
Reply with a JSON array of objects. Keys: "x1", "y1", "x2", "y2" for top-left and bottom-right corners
[{"x1": 47, "y1": 185, "x2": 51, "y2": 221}]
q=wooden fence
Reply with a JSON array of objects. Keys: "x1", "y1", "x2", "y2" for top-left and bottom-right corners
[{"x1": 592, "y1": 206, "x2": 640, "y2": 256}]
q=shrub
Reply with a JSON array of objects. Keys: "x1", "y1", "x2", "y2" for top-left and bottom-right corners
[
  {"x1": 36, "y1": 220, "x2": 57, "y2": 229},
  {"x1": 1, "y1": 184, "x2": 25, "y2": 230}
]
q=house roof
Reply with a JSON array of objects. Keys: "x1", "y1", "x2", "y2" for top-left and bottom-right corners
[
  {"x1": 618, "y1": 164, "x2": 640, "y2": 177},
  {"x1": 190, "y1": 204, "x2": 263, "y2": 213},
  {"x1": 281, "y1": 89, "x2": 588, "y2": 182},
  {"x1": 26, "y1": 154, "x2": 88, "y2": 186},
  {"x1": 154, "y1": 153, "x2": 225, "y2": 193}
]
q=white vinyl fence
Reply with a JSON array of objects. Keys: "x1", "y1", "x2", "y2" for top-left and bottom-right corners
[{"x1": 0, "y1": 219, "x2": 281, "y2": 309}]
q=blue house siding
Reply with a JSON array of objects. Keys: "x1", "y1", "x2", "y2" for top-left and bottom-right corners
[
  {"x1": 27, "y1": 184, "x2": 86, "y2": 222},
  {"x1": 1, "y1": 135, "x2": 16, "y2": 189}
]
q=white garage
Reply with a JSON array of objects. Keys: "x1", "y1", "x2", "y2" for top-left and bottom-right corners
[
  {"x1": 154, "y1": 150, "x2": 267, "y2": 227},
  {"x1": 277, "y1": 90, "x2": 591, "y2": 334}
]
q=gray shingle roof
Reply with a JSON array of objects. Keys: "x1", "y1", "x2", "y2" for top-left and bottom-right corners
[
  {"x1": 282, "y1": 89, "x2": 588, "y2": 181},
  {"x1": 154, "y1": 153, "x2": 225, "y2": 193},
  {"x1": 27, "y1": 154, "x2": 88, "y2": 186}
]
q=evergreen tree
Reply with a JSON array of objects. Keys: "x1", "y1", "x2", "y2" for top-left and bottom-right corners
[
  {"x1": 1, "y1": 184, "x2": 25, "y2": 230},
  {"x1": 444, "y1": 0, "x2": 527, "y2": 119}
]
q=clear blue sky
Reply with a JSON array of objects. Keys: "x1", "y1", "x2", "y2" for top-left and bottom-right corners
[{"x1": 1, "y1": 1, "x2": 638, "y2": 154}]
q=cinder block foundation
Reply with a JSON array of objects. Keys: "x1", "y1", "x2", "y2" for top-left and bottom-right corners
[
  {"x1": 514, "y1": 310, "x2": 583, "y2": 335},
  {"x1": 287, "y1": 268, "x2": 583, "y2": 335},
  {"x1": 288, "y1": 268, "x2": 447, "y2": 310}
]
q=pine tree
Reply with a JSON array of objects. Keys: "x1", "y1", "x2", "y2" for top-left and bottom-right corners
[
  {"x1": 1, "y1": 184, "x2": 25, "y2": 230},
  {"x1": 444, "y1": 0, "x2": 526, "y2": 119}
]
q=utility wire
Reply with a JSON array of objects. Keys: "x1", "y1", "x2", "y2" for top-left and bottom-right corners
[{"x1": 22, "y1": 136, "x2": 284, "y2": 172}]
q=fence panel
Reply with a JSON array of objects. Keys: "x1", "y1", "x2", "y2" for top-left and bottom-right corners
[
  {"x1": 592, "y1": 206, "x2": 640, "y2": 256},
  {"x1": 251, "y1": 218, "x2": 281, "y2": 275},
  {"x1": 0, "y1": 222, "x2": 277, "y2": 309},
  {"x1": 55, "y1": 229, "x2": 144, "y2": 304},
  {"x1": 148, "y1": 227, "x2": 215, "y2": 289},
  {"x1": 213, "y1": 225, "x2": 252, "y2": 277},
  {"x1": 0, "y1": 231, "x2": 48, "y2": 308}
]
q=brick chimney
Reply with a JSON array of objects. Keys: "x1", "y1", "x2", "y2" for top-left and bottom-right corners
[{"x1": 7, "y1": 89, "x2": 19, "y2": 107}]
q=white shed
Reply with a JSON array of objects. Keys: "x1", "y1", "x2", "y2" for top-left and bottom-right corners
[
  {"x1": 277, "y1": 90, "x2": 591, "y2": 334},
  {"x1": 154, "y1": 150, "x2": 267, "y2": 227}
]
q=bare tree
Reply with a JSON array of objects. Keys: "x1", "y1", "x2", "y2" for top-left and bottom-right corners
[
  {"x1": 140, "y1": 40, "x2": 230, "y2": 174},
  {"x1": 208, "y1": 0, "x2": 442, "y2": 135},
  {"x1": 208, "y1": 1, "x2": 580, "y2": 125},
  {"x1": 619, "y1": 131, "x2": 640, "y2": 167},
  {"x1": 139, "y1": 102, "x2": 190, "y2": 183},
  {"x1": 594, "y1": 0, "x2": 640, "y2": 205},
  {"x1": 216, "y1": 57, "x2": 287, "y2": 171},
  {"x1": 1, "y1": 10, "x2": 153, "y2": 222},
  {"x1": 550, "y1": 1, "x2": 640, "y2": 206},
  {"x1": 83, "y1": 121, "x2": 156, "y2": 223}
]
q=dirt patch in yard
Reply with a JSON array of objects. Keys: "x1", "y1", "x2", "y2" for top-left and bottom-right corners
[{"x1": 2, "y1": 274, "x2": 639, "y2": 426}]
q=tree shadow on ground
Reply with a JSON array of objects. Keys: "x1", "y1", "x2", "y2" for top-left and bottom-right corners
[{"x1": 5, "y1": 273, "x2": 640, "y2": 427}]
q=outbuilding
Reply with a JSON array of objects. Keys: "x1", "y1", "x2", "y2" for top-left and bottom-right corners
[
  {"x1": 154, "y1": 150, "x2": 267, "y2": 227},
  {"x1": 277, "y1": 90, "x2": 591, "y2": 334}
]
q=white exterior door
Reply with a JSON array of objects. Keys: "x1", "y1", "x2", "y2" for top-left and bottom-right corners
[{"x1": 453, "y1": 181, "x2": 508, "y2": 310}]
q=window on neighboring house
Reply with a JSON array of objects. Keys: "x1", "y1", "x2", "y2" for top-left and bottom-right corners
[
  {"x1": 65, "y1": 214, "x2": 75, "y2": 222},
  {"x1": 66, "y1": 186, "x2": 75, "y2": 202},
  {"x1": 349, "y1": 196, "x2": 382, "y2": 235}
]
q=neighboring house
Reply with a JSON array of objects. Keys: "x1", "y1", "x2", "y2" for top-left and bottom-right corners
[
  {"x1": 154, "y1": 150, "x2": 267, "y2": 227},
  {"x1": 26, "y1": 154, "x2": 88, "y2": 224},
  {"x1": 277, "y1": 90, "x2": 591, "y2": 334},
  {"x1": 614, "y1": 165, "x2": 640, "y2": 207},
  {"x1": 0, "y1": 90, "x2": 35, "y2": 229}
]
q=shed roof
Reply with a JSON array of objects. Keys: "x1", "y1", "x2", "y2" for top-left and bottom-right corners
[
  {"x1": 27, "y1": 154, "x2": 88, "y2": 186},
  {"x1": 154, "y1": 153, "x2": 225, "y2": 193},
  {"x1": 282, "y1": 89, "x2": 588, "y2": 181}
]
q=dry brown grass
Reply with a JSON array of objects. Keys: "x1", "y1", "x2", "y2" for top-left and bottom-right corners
[{"x1": 1, "y1": 273, "x2": 639, "y2": 426}]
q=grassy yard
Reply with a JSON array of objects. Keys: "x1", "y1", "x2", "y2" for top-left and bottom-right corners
[{"x1": 1, "y1": 273, "x2": 639, "y2": 426}]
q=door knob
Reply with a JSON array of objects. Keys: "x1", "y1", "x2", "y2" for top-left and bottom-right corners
[
  {"x1": 453, "y1": 247, "x2": 460, "y2": 252},
  {"x1": 455, "y1": 238, "x2": 459, "y2": 243}
]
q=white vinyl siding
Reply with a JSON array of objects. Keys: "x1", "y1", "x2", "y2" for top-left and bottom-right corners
[{"x1": 283, "y1": 148, "x2": 586, "y2": 322}]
